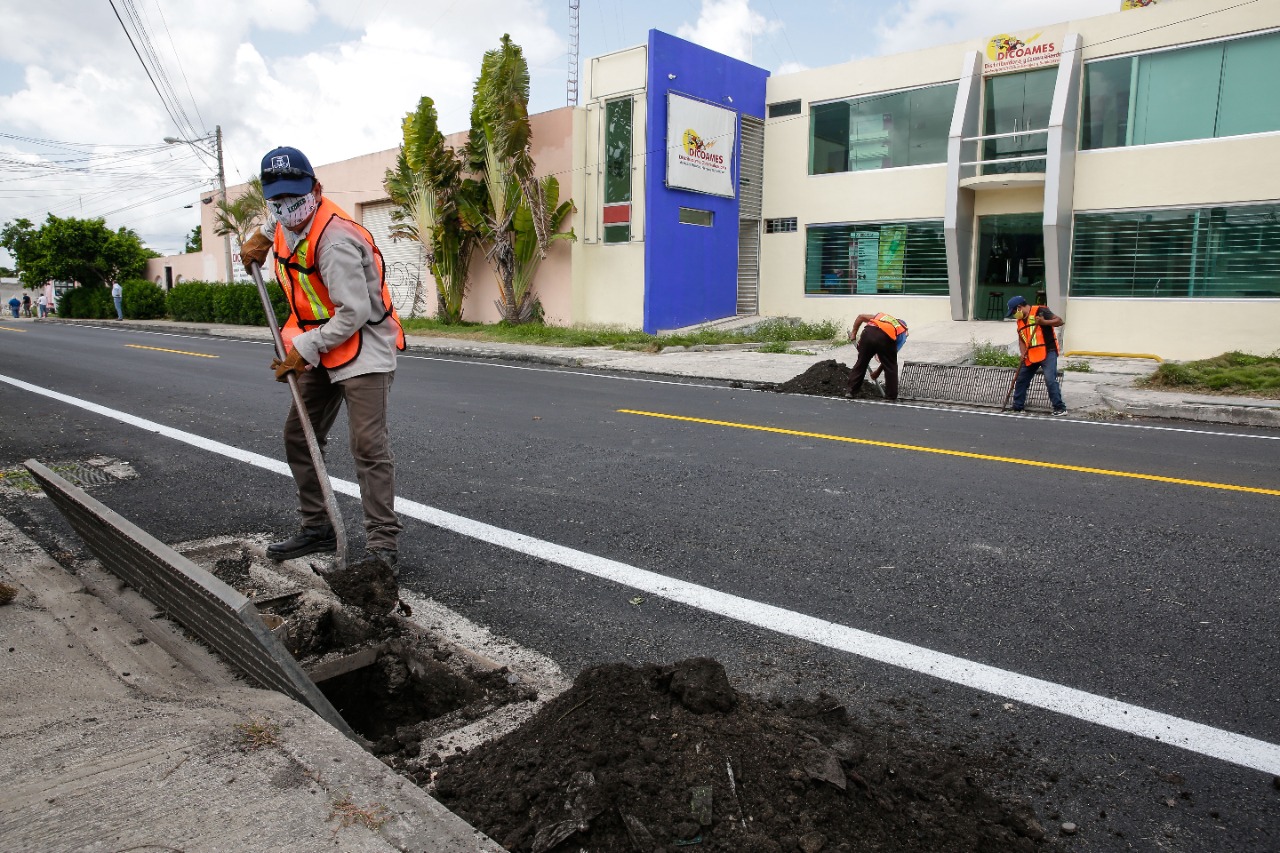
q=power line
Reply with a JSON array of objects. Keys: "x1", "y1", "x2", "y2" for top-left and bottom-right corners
[{"x1": 153, "y1": 0, "x2": 207, "y2": 133}]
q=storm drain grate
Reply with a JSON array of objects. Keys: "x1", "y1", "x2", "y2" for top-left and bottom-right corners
[
  {"x1": 53, "y1": 462, "x2": 114, "y2": 487},
  {"x1": 23, "y1": 459, "x2": 356, "y2": 740},
  {"x1": 899, "y1": 362, "x2": 1061, "y2": 412}
]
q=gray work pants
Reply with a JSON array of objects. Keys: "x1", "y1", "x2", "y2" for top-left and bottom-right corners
[{"x1": 284, "y1": 369, "x2": 401, "y2": 550}]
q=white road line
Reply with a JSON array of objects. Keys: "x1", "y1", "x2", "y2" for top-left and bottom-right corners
[{"x1": 3, "y1": 370, "x2": 1278, "y2": 776}]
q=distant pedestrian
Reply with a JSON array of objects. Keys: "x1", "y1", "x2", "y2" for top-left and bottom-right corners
[
  {"x1": 1006, "y1": 295, "x2": 1067, "y2": 416},
  {"x1": 846, "y1": 312, "x2": 908, "y2": 400},
  {"x1": 7, "y1": 296, "x2": 20, "y2": 318},
  {"x1": 111, "y1": 282, "x2": 124, "y2": 320},
  {"x1": 36, "y1": 293, "x2": 48, "y2": 318},
  {"x1": 21, "y1": 293, "x2": 31, "y2": 317}
]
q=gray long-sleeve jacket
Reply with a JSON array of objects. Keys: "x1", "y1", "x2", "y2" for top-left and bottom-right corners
[{"x1": 264, "y1": 208, "x2": 399, "y2": 383}]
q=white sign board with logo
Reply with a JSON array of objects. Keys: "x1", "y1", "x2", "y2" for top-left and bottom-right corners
[
  {"x1": 982, "y1": 26, "x2": 1066, "y2": 75},
  {"x1": 666, "y1": 93, "x2": 737, "y2": 198}
]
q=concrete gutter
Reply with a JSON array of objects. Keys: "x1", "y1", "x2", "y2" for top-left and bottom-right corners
[{"x1": 0, "y1": 514, "x2": 502, "y2": 853}]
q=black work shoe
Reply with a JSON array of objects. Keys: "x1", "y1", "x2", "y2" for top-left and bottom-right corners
[
  {"x1": 366, "y1": 547, "x2": 399, "y2": 576},
  {"x1": 267, "y1": 525, "x2": 336, "y2": 561}
]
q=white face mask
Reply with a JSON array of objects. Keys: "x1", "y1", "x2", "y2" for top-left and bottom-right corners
[{"x1": 269, "y1": 191, "x2": 319, "y2": 230}]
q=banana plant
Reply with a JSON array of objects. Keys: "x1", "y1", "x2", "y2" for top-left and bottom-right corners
[{"x1": 384, "y1": 97, "x2": 476, "y2": 324}]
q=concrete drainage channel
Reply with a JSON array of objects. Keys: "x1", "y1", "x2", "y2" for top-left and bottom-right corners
[{"x1": 173, "y1": 535, "x2": 569, "y2": 783}]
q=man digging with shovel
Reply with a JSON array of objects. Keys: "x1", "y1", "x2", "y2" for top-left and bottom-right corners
[{"x1": 240, "y1": 146, "x2": 406, "y2": 593}]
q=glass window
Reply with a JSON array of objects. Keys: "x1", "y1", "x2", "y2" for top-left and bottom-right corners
[
  {"x1": 1071, "y1": 203, "x2": 1280, "y2": 298},
  {"x1": 982, "y1": 67, "x2": 1056, "y2": 173},
  {"x1": 808, "y1": 83, "x2": 958, "y2": 175},
  {"x1": 678, "y1": 208, "x2": 714, "y2": 227},
  {"x1": 804, "y1": 222, "x2": 949, "y2": 296},
  {"x1": 768, "y1": 100, "x2": 801, "y2": 118},
  {"x1": 604, "y1": 97, "x2": 633, "y2": 244},
  {"x1": 1082, "y1": 31, "x2": 1280, "y2": 150}
]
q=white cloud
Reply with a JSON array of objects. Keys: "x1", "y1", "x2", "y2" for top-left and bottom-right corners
[
  {"x1": 676, "y1": 0, "x2": 779, "y2": 63},
  {"x1": 0, "y1": 0, "x2": 563, "y2": 260},
  {"x1": 871, "y1": 0, "x2": 1119, "y2": 56}
]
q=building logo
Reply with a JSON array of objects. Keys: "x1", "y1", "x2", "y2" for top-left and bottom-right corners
[
  {"x1": 983, "y1": 27, "x2": 1063, "y2": 74},
  {"x1": 681, "y1": 129, "x2": 724, "y2": 165}
]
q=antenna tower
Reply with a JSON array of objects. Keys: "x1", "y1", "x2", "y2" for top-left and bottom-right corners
[{"x1": 567, "y1": 0, "x2": 580, "y2": 106}]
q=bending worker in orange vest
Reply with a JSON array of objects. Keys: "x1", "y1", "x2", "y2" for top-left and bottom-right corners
[
  {"x1": 846, "y1": 312, "x2": 908, "y2": 400},
  {"x1": 240, "y1": 146, "x2": 406, "y2": 570},
  {"x1": 1006, "y1": 295, "x2": 1067, "y2": 416}
]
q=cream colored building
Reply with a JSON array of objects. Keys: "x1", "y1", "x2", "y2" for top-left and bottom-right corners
[{"x1": 760, "y1": 0, "x2": 1280, "y2": 359}]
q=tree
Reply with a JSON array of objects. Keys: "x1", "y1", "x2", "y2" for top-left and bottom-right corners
[
  {"x1": 213, "y1": 178, "x2": 267, "y2": 248},
  {"x1": 0, "y1": 215, "x2": 158, "y2": 288},
  {"x1": 465, "y1": 35, "x2": 575, "y2": 323},
  {"x1": 385, "y1": 97, "x2": 480, "y2": 324},
  {"x1": 184, "y1": 225, "x2": 202, "y2": 254}
]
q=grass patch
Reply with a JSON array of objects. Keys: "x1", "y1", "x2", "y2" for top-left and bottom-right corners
[
  {"x1": 1063, "y1": 361, "x2": 1092, "y2": 373},
  {"x1": 969, "y1": 340, "x2": 1020, "y2": 368},
  {"x1": 328, "y1": 793, "x2": 390, "y2": 834},
  {"x1": 233, "y1": 715, "x2": 282, "y2": 751},
  {"x1": 398, "y1": 317, "x2": 842, "y2": 350},
  {"x1": 1140, "y1": 351, "x2": 1280, "y2": 398}
]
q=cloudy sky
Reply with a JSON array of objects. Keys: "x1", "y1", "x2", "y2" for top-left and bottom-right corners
[{"x1": 0, "y1": 0, "x2": 1119, "y2": 266}]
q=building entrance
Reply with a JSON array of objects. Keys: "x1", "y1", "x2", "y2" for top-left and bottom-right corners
[{"x1": 973, "y1": 213, "x2": 1045, "y2": 320}]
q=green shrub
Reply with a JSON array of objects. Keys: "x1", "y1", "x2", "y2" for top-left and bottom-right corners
[
  {"x1": 121, "y1": 279, "x2": 167, "y2": 319},
  {"x1": 58, "y1": 286, "x2": 114, "y2": 319},
  {"x1": 166, "y1": 281, "x2": 289, "y2": 326},
  {"x1": 970, "y1": 340, "x2": 1020, "y2": 368},
  {"x1": 1143, "y1": 351, "x2": 1280, "y2": 397}
]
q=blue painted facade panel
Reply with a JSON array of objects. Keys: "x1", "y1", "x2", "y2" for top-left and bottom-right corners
[{"x1": 643, "y1": 30, "x2": 769, "y2": 333}]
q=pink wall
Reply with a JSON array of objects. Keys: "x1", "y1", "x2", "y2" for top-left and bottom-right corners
[{"x1": 147, "y1": 107, "x2": 577, "y2": 324}]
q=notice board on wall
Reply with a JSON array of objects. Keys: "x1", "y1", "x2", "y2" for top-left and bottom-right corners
[{"x1": 666, "y1": 93, "x2": 737, "y2": 198}]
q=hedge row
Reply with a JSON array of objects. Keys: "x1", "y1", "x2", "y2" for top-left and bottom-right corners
[{"x1": 56, "y1": 279, "x2": 290, "y2": 326}]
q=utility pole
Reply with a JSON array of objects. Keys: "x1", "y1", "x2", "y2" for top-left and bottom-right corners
[{"x1": 215, "y1": 125, "x2": 232, "y2": 283}]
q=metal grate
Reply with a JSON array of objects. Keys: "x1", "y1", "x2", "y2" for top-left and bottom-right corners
[
  {"x1": 898, "y1": 362, "x2": 1061, "y2": 412},
  {"x1": 24, "y1": 460, "x2": 357, "y2": 740}
]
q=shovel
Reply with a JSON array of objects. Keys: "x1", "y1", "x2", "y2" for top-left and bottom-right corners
[{"x1": 248, "y1": 261, "x2": 348, "y2": 572}]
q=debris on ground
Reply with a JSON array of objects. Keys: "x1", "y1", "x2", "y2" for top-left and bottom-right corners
[
  {"x1": 322, "y1": 555, "x2": 400, "y2": 616},
  {"x1": 762, "y1": 360, "x2": 861, "y2": 397},
  {"x1": 433, "y1": 658, "x2": 1047, "y2": 852},
  {"x1": 0, "y1": 581, "x2": 16, "y2": 605}
]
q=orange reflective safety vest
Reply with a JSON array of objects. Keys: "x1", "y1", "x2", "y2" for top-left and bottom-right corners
[
  {"x1": 1017, "y1": 305, "x2": 1057, "y2": 365},
  {"x1": 272, "y1": 196, "x2": 405, "y2": 370},
  {"x1": 869, "y1": 312, "x2": 908, "y2": 341}
]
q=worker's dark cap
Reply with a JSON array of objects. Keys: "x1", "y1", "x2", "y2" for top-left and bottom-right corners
[
  {"x1": 260, "y1": 147, "x2": 316, "y2": 199},
  {"x1": 1005, "y1": 295, "x2": 1028, "y2": 318}
]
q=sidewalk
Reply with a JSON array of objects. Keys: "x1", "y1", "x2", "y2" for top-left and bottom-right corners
[
  {"x1": 27, "y1": 315, "x2": 1280, "y2": 428},
  {"x1": 0, "y1": 514, "x2": 502, "y2": 853}
]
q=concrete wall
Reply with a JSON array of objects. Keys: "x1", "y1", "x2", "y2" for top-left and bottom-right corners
[{"x1": 572, "y1": 44, "x2": 648, "y2": 329}]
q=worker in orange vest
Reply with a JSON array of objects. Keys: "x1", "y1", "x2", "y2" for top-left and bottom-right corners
[
  {"x1": 846, "y1": 312, "x2": 908, "y2": 400},
  {"x1": 1006, "y1": 295, "x2": 1067, "y2": 415},
  {"x1": 240, "y1": 146, "x2": 406, "y2": 571}
]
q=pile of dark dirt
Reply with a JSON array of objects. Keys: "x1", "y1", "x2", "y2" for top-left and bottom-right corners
[
  {"x1": 763, "y1": 360, "x2": 862, "y2": 398},
  {"x1": 433, "y1": 659, "x2": 1046, "y2": 853},
  {"x1": 323, "y1": 556, "x2": 400, "y2": 615}
]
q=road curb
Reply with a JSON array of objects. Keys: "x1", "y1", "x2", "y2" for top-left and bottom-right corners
[{"x1": 1099, "y1": 388, "x2": 1280, "y2": 429}]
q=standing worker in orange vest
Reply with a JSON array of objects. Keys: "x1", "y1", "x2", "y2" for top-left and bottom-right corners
[
  {"x1": 240, "y1": 146, "x2": 407, "y2": 571},
  {"x1": 846, "y1": 312, "x2": 908, "y2": 400},
  {"x1": 1006, "y1": 295, "x2": 1067, "y2": 416}
]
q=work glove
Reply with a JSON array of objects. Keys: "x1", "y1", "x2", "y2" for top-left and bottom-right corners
[
  {"x1": 240, "y1": 231, "x2": 273, "y2": 274},
  {"x1": 270, "y1": 347, "x2": 309, "y2": 383}
]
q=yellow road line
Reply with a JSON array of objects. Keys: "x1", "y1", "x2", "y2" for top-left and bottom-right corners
[
  {"x1": 0, "y1": 325, "x2": 27, "y2": 333},
  {"x1": 125, "y1": 344, "x2": 218, "y2": 359},
  {"x1": 618, "y1": 408, "x2": 1280, "y2": 497}
]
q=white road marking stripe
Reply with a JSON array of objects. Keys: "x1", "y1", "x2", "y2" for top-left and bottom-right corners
[{"x1": 3, "y1": 370, "x2": 1278, "y2": 776}]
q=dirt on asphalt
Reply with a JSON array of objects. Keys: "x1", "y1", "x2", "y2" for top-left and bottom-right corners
[
  {"x1": 433, "y1": 658, "x2": 1049, "y2": 853},
  {"x1": 762, "y1": 360, "x2": 874, "y2": 398}
]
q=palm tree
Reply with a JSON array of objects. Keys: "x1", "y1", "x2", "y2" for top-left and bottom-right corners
[
  {"x1": 385, "y1": 97, "x2": 477, "y2": 324},
  {"x1": 467, "y1": 35, "x2": 575, "y2": 324},
  {"x1": 213, "y1": 177, "x2": 267, "y2": 250}
]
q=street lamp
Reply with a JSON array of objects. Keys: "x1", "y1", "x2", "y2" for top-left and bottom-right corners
[{"x1": 165, "y1": 125, "x2": 233, "y2": 284}]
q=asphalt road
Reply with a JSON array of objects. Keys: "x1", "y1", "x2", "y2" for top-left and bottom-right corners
[{"x1": 2, "y1": 319, "x2": 1278, "y2": 851}]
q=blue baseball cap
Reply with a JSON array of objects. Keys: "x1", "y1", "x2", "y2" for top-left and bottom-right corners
[
  {"x1": 1005, "y1": 295, "x2": 1028, "y2": 317},
  {"x1": 259, "y1": 146, "x2": 316, "y2": 199}
]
